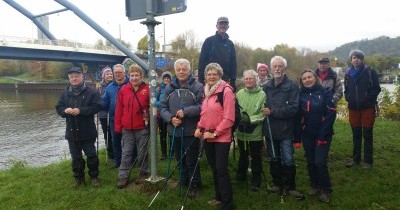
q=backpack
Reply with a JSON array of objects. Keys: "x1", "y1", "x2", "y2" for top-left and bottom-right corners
[{"x1": 216, "y1": 86, "x2": 241, "y2": 132}]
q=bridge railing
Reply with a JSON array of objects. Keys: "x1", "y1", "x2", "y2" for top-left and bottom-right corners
[{"x1": 0, "y1": 35, "x2": 124, "y2": 55}]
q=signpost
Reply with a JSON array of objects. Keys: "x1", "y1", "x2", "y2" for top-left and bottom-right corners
[
  {"x1": 126, "y1": 0, "x2": 186, "y2": 183},
  {"x1": 126, "y1": 0, "x2": 187, "y2": 21}
]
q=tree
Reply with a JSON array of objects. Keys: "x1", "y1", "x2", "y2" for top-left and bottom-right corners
[
  {"x1": 137, "y1": 35, "x2": 160, "y2": 54},
  {"x1": 169, "y1": 30, "x2": 201, "y2": 69}
]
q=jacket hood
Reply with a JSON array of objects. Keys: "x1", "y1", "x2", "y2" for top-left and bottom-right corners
[
  {"x1": 244, "y1": 85, "x2": 262, "y2": 93},
  {"x1": 170, "y1": 74, "x2": 196, "y2": 89}
]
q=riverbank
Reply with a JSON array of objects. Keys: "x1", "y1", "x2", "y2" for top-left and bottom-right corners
[
  {"x1": 1, "y1": 119, "x2": 399, "y2": 209},
  {"x1": 0, "y1": 82, "x2": 96, "y2": 90}
]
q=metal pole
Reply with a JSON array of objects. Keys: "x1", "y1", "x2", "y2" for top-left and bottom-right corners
[{"x1": 141, "y1": 0, "x2": 162, "y2": 183}]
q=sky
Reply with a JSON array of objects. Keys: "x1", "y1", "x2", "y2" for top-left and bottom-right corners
[{"x1": 0, "y1": 0, "x2": 399, "y2": 52}]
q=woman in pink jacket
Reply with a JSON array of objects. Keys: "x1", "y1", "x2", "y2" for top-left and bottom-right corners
[{"x1": 194, "y1": 63, "x2": 235, "y2": 210}]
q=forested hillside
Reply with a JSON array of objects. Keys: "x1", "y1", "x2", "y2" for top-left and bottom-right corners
[{"x1": 332, "y1": 36, "x2": 400, "y2": 61}]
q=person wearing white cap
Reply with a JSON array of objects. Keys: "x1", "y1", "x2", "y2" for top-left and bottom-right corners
[{"x1": 199, "y1": 16, "x2": 237, "y2": 92}]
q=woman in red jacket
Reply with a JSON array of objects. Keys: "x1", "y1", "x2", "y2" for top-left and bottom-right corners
[
  {"x1": 195, "y1": 63, "x2": 235, "y2": 210},
  {"x1": 114, "y1": 65, "x2": 150, "y2": 188}
]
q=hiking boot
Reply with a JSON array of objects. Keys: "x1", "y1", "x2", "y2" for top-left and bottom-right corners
[
  {"x1": 308, "y1": 187, "x2": 319, "y2": 196},
  {"x1": 362, "y1": 163, "x2": 372, "y2": 169},
  {"x1": 117, "y1": 178, "x2": 129, "y2": 189},
  {"x1": 135, "y1": 172, "x2": 148, "y2": 184},
  {"x1": 251, "y1": 185, "x2": 261, "y2": 192},
  {"x1": 90, "y1": 177, "x2": 100, "y2": 187},
  {"x1": 74, "y1": 177, "x2": 85, "y2": 188},
  {"x1": 346, "y1": 160, "x2": 359, "y2": 168},
  {"x1": 188, "y1": 187, "x2": 200, "y2": 199},
  {"x1": 319, "y1": 192, "x2": 331, "y2": 203},
  {"x1": 288, "y1": 189, "x2": 305, "y2": 200},
  {"x1": 207, "y1": 199, "x2": 221, "y2": 207},
  {"x1": 267, "y1": 185, "x2": 281, "y2": 193},
  {"x1": 235, "y1": 174, "x2": 246, "y2": 182}
]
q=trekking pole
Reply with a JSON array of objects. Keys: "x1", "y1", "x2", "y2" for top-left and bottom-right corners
[
  {"x1": 96, "y1": 113, "x2": 99, "y2": 156},
  {"x1": 266, "y1": 116, "x2": 276, "y2": 159},
  {"x1": 165, "y1": 126, "x2": 177, "y2": 178},
  {"x1": 180, "y1": 139, "x2": 205, "y2": 210},
  {"x1": 232, "y1": 134, "x2": 236, "y2": 161},
  {"x1": 105, "y1": 113, "x2": 109, "y2": 165},
  {"x1": 148, "y1": 138, "x2": 197, "y2": 208},
  {"x1": 179, "y1": 127, "x2": 184, "y2": 196},
  {"x1": 126, "y1": 134, "x2": 151, "y2": 179}
]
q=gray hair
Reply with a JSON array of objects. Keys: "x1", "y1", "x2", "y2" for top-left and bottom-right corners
[
  {"x1": 205, "y1": 63, "x2": 224, "y2": 77},
  {"x1": 242, "y1": 69, "x2": 258, "y2": 81},
  {"x1": 270, "y1": 56, "x2": 288, "y2": 68},
  {"x1": 113, "y1": 63, "x2": 125, "y2": 72},
  {"x1": 174, "y1": 58, "x2": 191, "y2": 72},
  {"x1": 349, "y1": 50, "x2": 365, "y2": 61}
]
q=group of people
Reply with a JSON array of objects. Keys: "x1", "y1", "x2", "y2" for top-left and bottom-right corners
[{"x1": 55, "y1": 15, "x2": 381, "y2": 210}]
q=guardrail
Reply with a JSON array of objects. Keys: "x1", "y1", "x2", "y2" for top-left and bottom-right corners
[{"x1": 0, "y1": 35, "x2": 124, "y2": 55}]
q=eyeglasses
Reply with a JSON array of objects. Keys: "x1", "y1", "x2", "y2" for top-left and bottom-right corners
[{"x1": 114, "y1": 71, "x2": 125, "y2": 74}]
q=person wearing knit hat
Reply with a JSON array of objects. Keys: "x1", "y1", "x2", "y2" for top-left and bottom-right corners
[
  {"x1": 256, "y1": 63, "x2": 270, "y2": 86},
  {"x1": 156, "y1": 71, "x2": 172, "y2": 160},
  {"x1": 102, "y1": 67, "x2": 113, "y2": 80},
  {"x1": 97, "y1": 66, "x2": 114, "y2": 161}
]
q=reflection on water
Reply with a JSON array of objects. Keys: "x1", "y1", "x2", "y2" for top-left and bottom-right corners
[{"x1": 0, "y1": 89, "x2": 104, "y2": 170}]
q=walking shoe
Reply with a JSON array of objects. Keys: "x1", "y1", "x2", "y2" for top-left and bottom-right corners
[
  {"x1": 117, "y1": 178, "x2": 129, "y2": 189},
  {"x1": 207, "y1": 199, "x2": 221, "y2": 206},
  {"x1": 135, "y1": 172, "x2": 148, "y2": 184},
  {"x1": 308, "y1": 187, "x2": 319, "y2": 196},
  {"x1": 267, "y1": 185, "x2": 281, "y2": 193},
  {"x1": 90, "y1": 177, "x2": 100, "y2": 187},
  {"x1": 319, "y1": 192, "x2": 331, "y2": 203},
  {"x1": 74, "y1": 177, "x2": 85, "y2": 188},
  {"x1": 288, "y1": 189, "x2": 305, "y2": 200},
  {"x1": 362, "y1": 163, "x2": 372, "y2": 169},
  {"x1": 345, "y1": 160, "x2": 359, "y2": 168}
]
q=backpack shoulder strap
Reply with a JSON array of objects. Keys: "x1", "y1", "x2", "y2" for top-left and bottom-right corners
[{"x1": 217, "y1": 86, "x2": 226, "y2": 107}]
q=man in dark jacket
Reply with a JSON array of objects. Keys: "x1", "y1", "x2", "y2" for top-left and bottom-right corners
[
  {"x1": 160, "y1": 58, "x2": 204, "y2": 198},
  {"x1": 56, "y1": 66, "x2": 102, "y2": 187},
  {"x1": 344, "y1": 50, "x2": 381, "y2": 169},
  {"x1": 198, "y1": 16, "x2": 237, "y2": 91},
  {"x1": 262, "y1": 56, "x2": 304, "y2": 200}
]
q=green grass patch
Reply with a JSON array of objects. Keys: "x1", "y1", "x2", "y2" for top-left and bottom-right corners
[{"x1": 0, "y1": 119, "x2": 399, "y2": 209}]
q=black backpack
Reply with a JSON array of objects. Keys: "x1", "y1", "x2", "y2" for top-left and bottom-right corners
[{"x1": 216, "y1": 87, "x2": 241, "y2": 132}]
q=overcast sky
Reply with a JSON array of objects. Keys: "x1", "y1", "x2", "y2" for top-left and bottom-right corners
[{"x1": 0, "y1": 0, "x2": 399, "y2": 52}]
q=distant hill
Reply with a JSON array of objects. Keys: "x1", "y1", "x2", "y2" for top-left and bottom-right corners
[{"x1": 331, "y1": 36, "x2": 400, "y2": 62}]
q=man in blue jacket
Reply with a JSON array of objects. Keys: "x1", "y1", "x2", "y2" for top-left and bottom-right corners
[{"x1": 102, "y1": 64, "x2": 129, "y2": 168}]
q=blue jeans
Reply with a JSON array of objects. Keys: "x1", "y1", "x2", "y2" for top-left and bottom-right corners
[
  {"x1": 267, "y1": 138, "x2": 295, "y2": 166},
  {"x1": 110, "y1": 122, "x2": 122, "y2": 167},
  {"x1": 267, "y1": 138, "x2": 297, "y2": 189}
]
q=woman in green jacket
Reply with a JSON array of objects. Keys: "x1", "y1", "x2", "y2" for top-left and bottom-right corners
[{"x1": 235, "y1": 70, "x2": 267, "y2": 191}]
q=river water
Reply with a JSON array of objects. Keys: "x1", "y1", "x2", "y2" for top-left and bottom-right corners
[{"x1": 0, "y1": 84, "x2": 397, "y2": 170}]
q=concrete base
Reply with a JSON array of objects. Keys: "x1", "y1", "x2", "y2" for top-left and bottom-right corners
[{"x1": 146, "y1": 176, "x2": 164, "y2": 183}]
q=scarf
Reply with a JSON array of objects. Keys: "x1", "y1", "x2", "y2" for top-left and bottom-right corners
[
  {"x1": 204, "y1": 79, "x2": 222, "y2": 97},
  {"x1": 69, "y1": 82, "x2": 86, "y2": 96},
  {"x1": 348, "y1": 63, "x2": 365, "y2": 80}
]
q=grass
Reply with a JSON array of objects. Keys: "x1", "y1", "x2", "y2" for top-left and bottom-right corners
[{"x1": 0, "y1": 119, "x2": 399, "y2": 210}]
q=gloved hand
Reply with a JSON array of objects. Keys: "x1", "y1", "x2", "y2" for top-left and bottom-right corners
[
  {"x1": 317, "y1": 139, "x2": 328, "y2": 146},
  {"x1": 294, "y1": 142, "x2": 302, "y2": 149}
]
